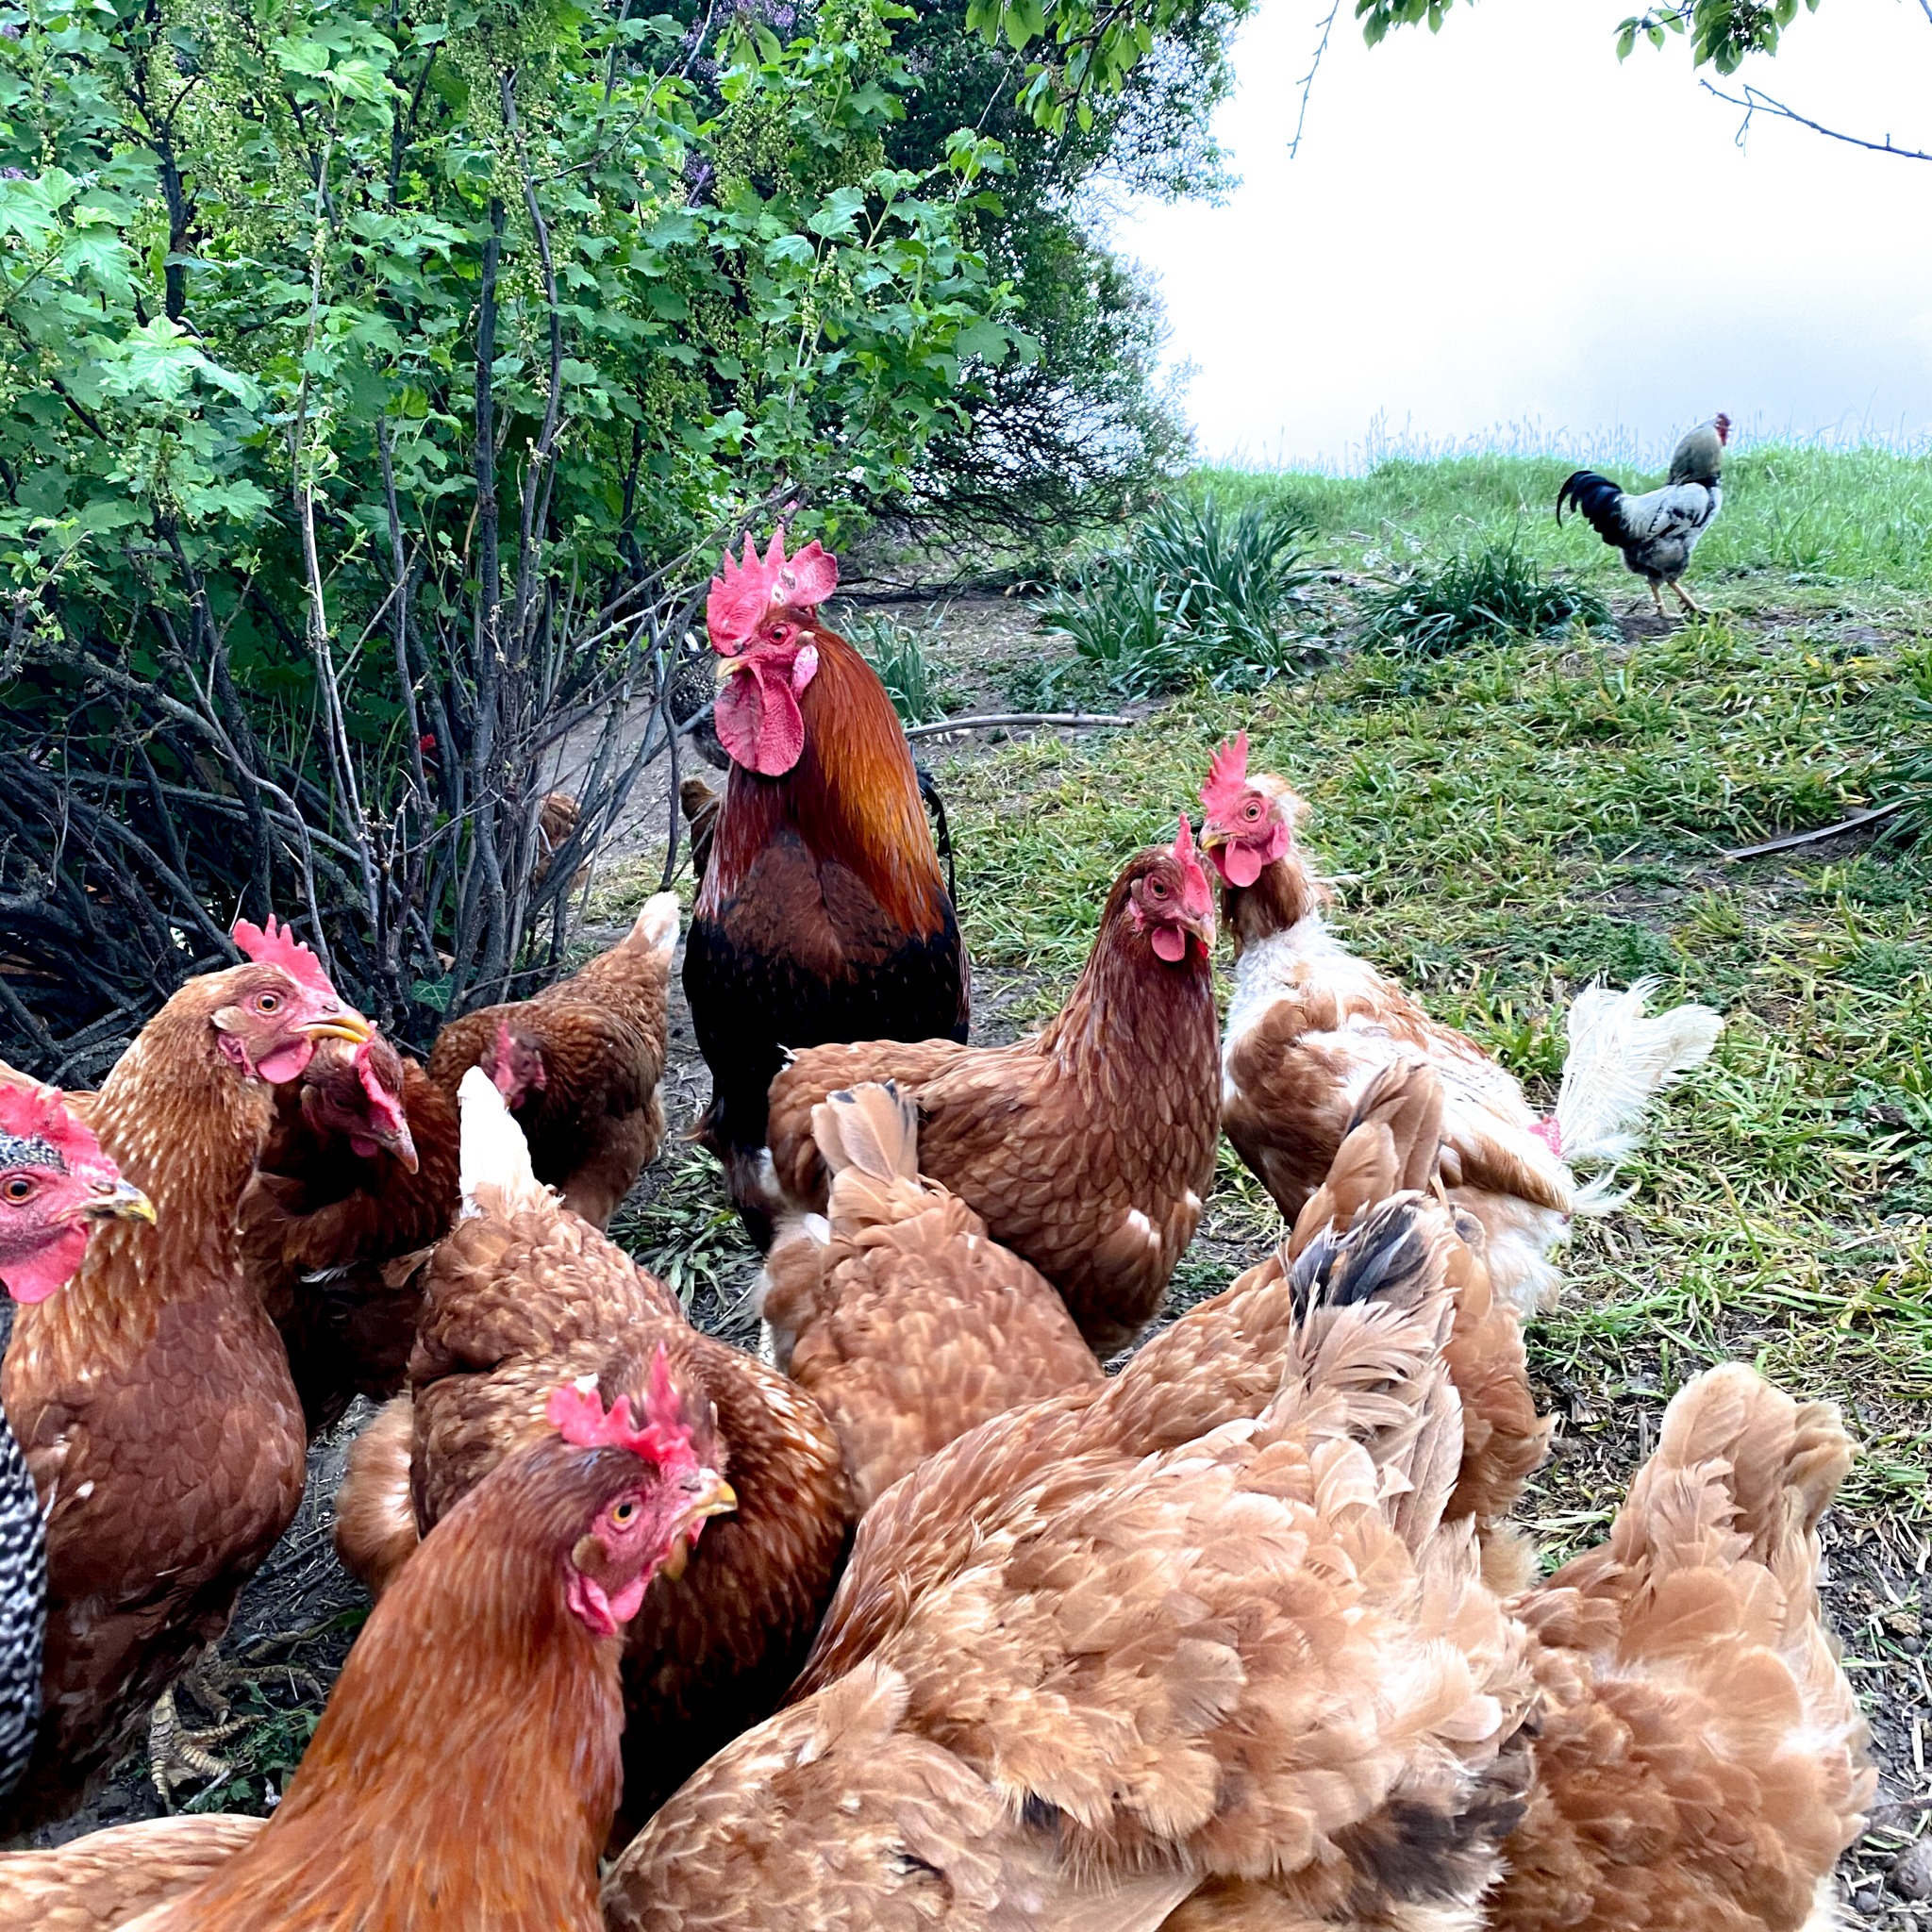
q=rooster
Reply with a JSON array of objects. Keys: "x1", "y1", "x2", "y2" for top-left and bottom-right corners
[
  {"x1": 683, "y1": 528, "x2": 967, "y2": 1244},
  {"x1": 764, "y1": 822, "x2": 1221, "y2": 1355},
  {"x1": 1557, "y1": 414, "x2": 1729, "y2": 617}
]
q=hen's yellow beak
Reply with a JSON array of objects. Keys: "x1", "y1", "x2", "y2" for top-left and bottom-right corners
[
  {"x1": 305, "y1": 1012, "x2": 375, "y2": 1044},
  {"x1": 84, "y1": 1178, "x2": 156, "y2": 1224}
]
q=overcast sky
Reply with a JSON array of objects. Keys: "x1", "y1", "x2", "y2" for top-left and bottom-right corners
[{"x1": 1110, "y1": 0, "x2": 1932, "y2": 468}]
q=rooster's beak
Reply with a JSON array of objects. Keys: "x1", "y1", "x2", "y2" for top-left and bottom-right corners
[
  {"x1": 388, "y1": 1124, "x2": 420, "y2": 1176},
  {"x1": 304, "y1": 1010, "x2": 375, "y2": 1044},
  {"x1": 84, "y1": 1178, "x2": 156, "y2": 1225},
  {"x1": 715, "y1": 656, "x2": 753, "y2": 687}
]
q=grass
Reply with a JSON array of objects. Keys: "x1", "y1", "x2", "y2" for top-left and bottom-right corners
[
  {"x1": 842, "y1": 605, "x2": 960, "y2": 726},
  {"x1": 1358, "y1": 536, "x2": 1611, "y2": 655},
  {"x1": 926, "y1": 613, "x2": 1932, "y2": 1544},
  {"x1": 1190, "y1": 441, "x2": 1932, "y2": 594},
  {"x1": 1038, "y1": 491, "x2": 1324, "y2": 695}
]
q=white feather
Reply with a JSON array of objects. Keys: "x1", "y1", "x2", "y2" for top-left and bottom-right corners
[
  {"x1": 633, "y1": 891, "x2": 681, "y2": 957},
  {"x1": 1556, "y1": 978, "x2": 1724, "y2": 1183},
  {"x1": 457, "y1": 1064, "x2": 544, "y2": 1214}
]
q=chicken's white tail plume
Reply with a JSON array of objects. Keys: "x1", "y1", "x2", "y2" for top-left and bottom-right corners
[
  {"x1": 457, "y1": 1063, "x2": 543, "y2": 1213},
  {"x1": 1555, "y1": 978, "x2": 1722, "y2": 1209},
  {"x1": 631, "y1": 891, "x2": 681, "y2": 958}
]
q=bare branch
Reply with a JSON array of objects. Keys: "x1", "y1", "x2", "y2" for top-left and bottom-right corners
[
  {"x1": 1289, "y1": 0, "x2": 1343, "y2": 161},
  {"x1": 1700, "y1": 77, "x2": 1932, "y2": 160}
]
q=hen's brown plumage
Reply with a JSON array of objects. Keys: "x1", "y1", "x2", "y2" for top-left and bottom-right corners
[
  {"x1": 236, "y1": 1040, "x2": 458, "y2": 1434},
  {"x1": 425, "y1": 894, "x2": 678, "y2": 1229},
  {"x1": 336, "y1": 1072, "x2": 851, "y2": 1834},
  {"x1": 0, "y1": 956, "x2": 362, "y2": 1832},
  {"x1": 8, "y1": 1372, "x2": 728, "y2": 1932},
  {"x1": 1238, "y1": 1061, "x2": 1553, "y2": 1592},
  {"x1": 766, "y1": 836, "x2": 1221, "y2": 1354},
  {"x1": 758, "y1": 1083, "x2": 1101, "y2": 1510},
  {"x1": 604, "y1": 1194, "x2": 1537, "y2": 1930},
  {"x1": 0, "y1": 1815, "x2": 265, "y2": 1931},
  {"x1": 1495, "y1": 1362, "x2": 1872, "y2": 1932}
]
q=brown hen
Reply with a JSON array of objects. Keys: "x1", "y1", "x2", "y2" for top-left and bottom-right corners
[
  {"x1": 425, "y1": 892, "x2": 678, "y2": 1229},
  {"x1": 1234, "y1": 1059, "x2": 1553, "y2": 1593},
  {"x1": 758, "y1": 1082, "x2": 1100, "y2": 1510},
  {"x1": 0, "y1": 1361, "x2": 734, "y2": 1932},
  {"x1": 604, "y1": 1192, "x2": 1537, "y2": 1930},
  {"x1": 236, "y1": 1035, "x2": 458, "y2": 1435},
  {"x1": 0, "y1": 921, "x2": 370, "y2": 1832},
  {"x1": 334, "y1": 1068, "x2": 850, "y2": 1834},
  {"x1": 765, "y1": 822, "x2": 1222, "y2": 1355},
  {"x1": 1495, "y1": 1362, "x2": 1872, "y2": 1932}
]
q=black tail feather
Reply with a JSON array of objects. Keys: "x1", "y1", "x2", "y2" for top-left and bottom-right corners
[{"x1": 1555, "y1": 470, "x2": 1627, "y2": 548}]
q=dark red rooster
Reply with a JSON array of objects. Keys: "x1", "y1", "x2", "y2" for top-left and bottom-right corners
[{"x1": 683, "y1": 528, "x2": 967, "y2": 1242}]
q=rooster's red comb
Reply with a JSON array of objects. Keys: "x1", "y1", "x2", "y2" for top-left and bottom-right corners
[
  {"x1": 1199, "y1": 732, "x2": 1252, "y2": 824},
  {"x1": 231, "y1": 916, "x2": 335, "y2": 997},
  {"x1": 706, "y1": 525, "x2": 839, "y2": 655},
  {"x1": 547, "y1": 1346, "x2": 701, "y2": 1475},
  {"x1": 0, "y1": 1082, "x2": 112, "y2": 1174}
]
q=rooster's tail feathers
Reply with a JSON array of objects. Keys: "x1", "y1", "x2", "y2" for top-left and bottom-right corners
[
  {"x1": 1556, "y1": 469, "x2": 1628, "y2": 547},
  {"x1": 1556, "y1": 978, "x2": 1722, "y2": 1204},
  {"x1": 457, "y1": 1064, "x2": 545, "y2": 1213}
]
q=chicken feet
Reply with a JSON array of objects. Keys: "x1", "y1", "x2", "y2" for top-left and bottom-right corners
[
  {"x1": 1668, "y1": 576, "x2": 1703, "y2": 616},
  {"x1": 148, "y1": 1659, "x2": 254, "y2": 1804}
]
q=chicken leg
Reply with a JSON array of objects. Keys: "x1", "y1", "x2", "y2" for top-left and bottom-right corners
[
  {"x1": 148, "y1": 1658, "x2": 255, "y2": 1804},
  {"x1": 1645, "y1": 581, "x2": 1666, "y2": 618},
  {"x1": 1668, "y1": 577, "x2": 1703, "y2": 617}
]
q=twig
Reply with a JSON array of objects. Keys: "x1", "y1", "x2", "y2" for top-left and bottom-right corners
[
  {"x1": 903, "y1": 710, "x2": 1135, "y2": 740},
  {"x1": 1700, "y1": 78, "x2": 1932, "y2": 161},
  {"x1": 1721, "y1": 800, "x2": 1908, "y2": 861},
  {"x1": 1289, "y1": 0, "x2": 1343, "y2": 160}
]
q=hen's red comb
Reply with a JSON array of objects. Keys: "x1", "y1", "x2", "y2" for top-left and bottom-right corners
[
  {"x1": 706, "y1": 525, "x2": 839, "y2": 655},
  {"x1": 1199, "y1": 732, "x2": 1251, "y2": 823},
  {"x1": 1173, "y1": 814, "x2": 1213, "y2": 920},
  {"x1": 231, "y1": 917, "x2": 335, "y2": 996},
  {"x1": 0, "y1": 1083, "x2": 113, "y2": 1174},
  {"x1": 547, "y1": 1346, "x2": 701, "y2": 1475},
  {"x1": 353, "y1": 1040, "x2": 409, "y2": 1141}
]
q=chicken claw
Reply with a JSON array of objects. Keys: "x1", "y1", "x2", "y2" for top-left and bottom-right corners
[
  {"x1": 1669, "y1": 577, "x2": 1703, "y2": 616},
  {"x1": 146, "y1": 1665, "x2": 253, "y2": 1805}
]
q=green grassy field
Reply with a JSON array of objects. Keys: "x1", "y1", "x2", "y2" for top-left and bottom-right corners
[{"x1": 1191, "y1": 441, "x2": 1932, "y2": 596}]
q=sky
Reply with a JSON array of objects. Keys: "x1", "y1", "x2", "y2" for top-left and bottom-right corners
[{"x1": 1109, "y1": 0, "x2": 1932, "y2": 468}]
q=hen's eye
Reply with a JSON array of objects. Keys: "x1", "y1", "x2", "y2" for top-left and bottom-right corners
[
  {"x1": 609, "y1": 1499, "x2": 639, "y2": 1526},
  {"x1": 257, "y1": 991, "x2": 281, "y2": 1014},
  {"x1": 1148, "y1": 879, "x2": 1168, "y2": 898},
  {"x1": 2, "y1": 1176, "x2": 34, "y2": 1204},
  {"x1": 1243, "y1": 801, "x2": 1261, "y2": 821}
]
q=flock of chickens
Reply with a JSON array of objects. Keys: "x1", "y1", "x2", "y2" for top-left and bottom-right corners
[{"x1": 0, "y1": 519, "x2": 1875, "y2": 1929}]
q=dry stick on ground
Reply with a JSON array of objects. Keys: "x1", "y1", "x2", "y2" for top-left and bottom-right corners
[
  {"x1": 1722, "y1": 801, "x2": 1908, "y2": 861},
  {"x1": 903, "y1": 710, "x2": 1135, "y2": 740}
]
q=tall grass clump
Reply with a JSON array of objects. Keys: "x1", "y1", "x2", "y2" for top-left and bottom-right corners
[
  {"x1": 845, "y1": 606, "x2": 959, "y2": 725},
  {"x1": 1360, "y1": 537, "x2": 1610, "y2": 655},
  {"x1": 1039, "y1": 492, "x2": 1323, "y2": 697}
]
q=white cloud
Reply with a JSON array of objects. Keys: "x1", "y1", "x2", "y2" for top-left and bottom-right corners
[{"x1": 1109, "y1": 0, "x2": 1932, "y2": 467}]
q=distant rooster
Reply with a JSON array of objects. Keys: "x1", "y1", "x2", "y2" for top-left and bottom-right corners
[{"x1": 1557, "y1": 414, "x2": 1729, "y2": 616}]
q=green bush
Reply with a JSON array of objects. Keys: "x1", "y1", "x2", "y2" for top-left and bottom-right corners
[
  {"x1": 1359, "y1": 539, "x2": 1610, "y2": 656},
  {"x1": 1038, "y1": 492, "x2": 1323, "y2": 697}
]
